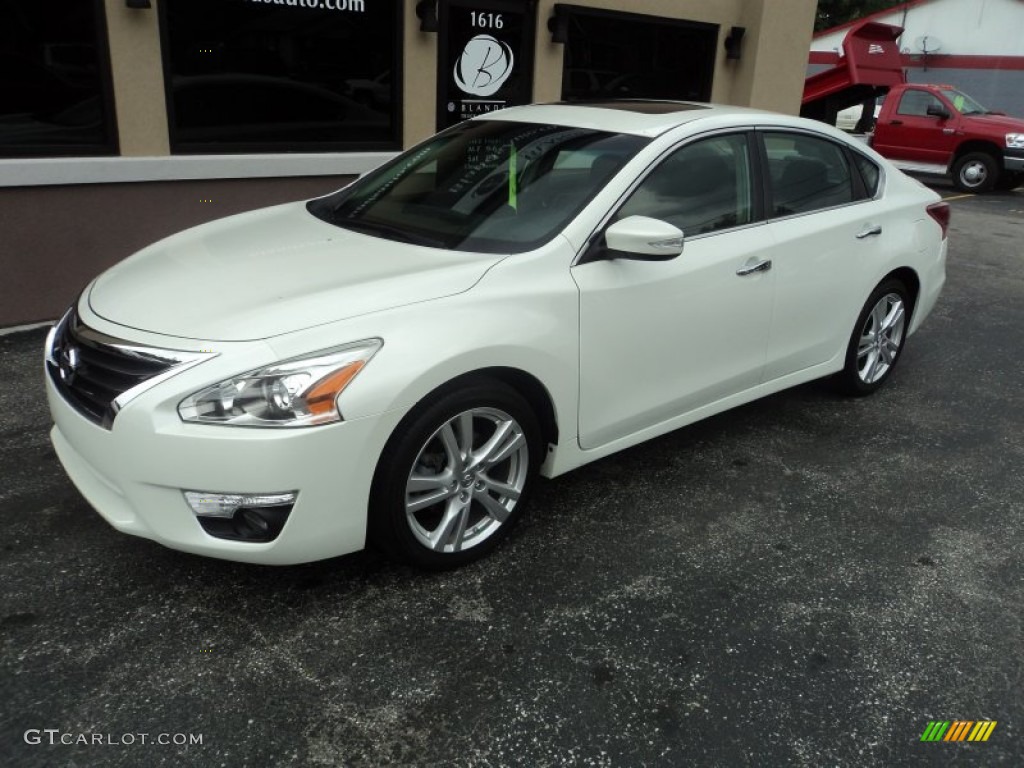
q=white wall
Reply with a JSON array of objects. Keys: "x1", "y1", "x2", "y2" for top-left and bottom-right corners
[{"x1": 812, "y1": 0, "x2": 1024, "y2": 57}]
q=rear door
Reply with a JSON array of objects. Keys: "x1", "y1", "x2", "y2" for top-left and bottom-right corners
[{"x1": 758, "y1": 130, "x2": 895, "y2": 381}]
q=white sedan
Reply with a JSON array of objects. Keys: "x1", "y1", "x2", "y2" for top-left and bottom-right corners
[{"x1": 45, "y1": 101, "x2": 949, "y2": 568}]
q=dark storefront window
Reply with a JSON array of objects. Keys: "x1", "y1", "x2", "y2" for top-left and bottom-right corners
[
  {"x1": 0, "y1": 0, "x2": 117, "y2": 157},
  {"x1": 558, "y1": 5, "x2": 717, "y2": 103},
  {"x1": 161, "y1": 0, "x2": 401, "y2": 154}
]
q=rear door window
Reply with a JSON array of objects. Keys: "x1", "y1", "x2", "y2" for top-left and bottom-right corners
[{"x1": 763, "y1": 132, "x2": 855, "y2": 216}]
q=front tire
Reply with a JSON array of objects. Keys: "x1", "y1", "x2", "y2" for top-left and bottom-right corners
[
  {"x1": 834, "y1": 279, "x2": 910, "y2": 396},
  {"x1": 952, "y1": 152, "x2": 998, "y2": 193},
  {"x1": 368, "y1": 379, "x2": 541, "y2": 569}
]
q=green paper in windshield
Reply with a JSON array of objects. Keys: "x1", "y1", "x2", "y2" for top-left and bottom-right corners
[{"x1": 509, "y1": 143, "x2": 518, "y2": 211}]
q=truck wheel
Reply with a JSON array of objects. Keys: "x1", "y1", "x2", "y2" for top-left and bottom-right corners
[
  {"x1": 952, "y1": 152, "x2": 998, "y2": 193},
  {"x1": 995, "y1": 172, "x2": 1023, "y2": 192}
]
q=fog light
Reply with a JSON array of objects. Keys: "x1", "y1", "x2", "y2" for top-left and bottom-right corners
[
  {"x1": 184, "y1": 490, "x2": 297, "y2": 518},
  {"x1": 184, "y1": 490, "x2": 297, "y2": 542}
]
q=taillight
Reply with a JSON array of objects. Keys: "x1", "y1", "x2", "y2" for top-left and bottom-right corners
[{"x1": 926, "y1": 202, "x2": 951, "y2": 240}]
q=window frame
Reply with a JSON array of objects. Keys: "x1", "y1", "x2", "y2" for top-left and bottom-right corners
[
  {"x1": 896, "y1": 89, "x2": 946, "y2": 118},
  {"x1": 577, "y1": 128, "x2": 767, "y2": 265},
  {"x1": 156, "y1": 0, "x2": 404, "y2": 156},
  {"x1": 0, "y1": 0, "x2": 119, "y2": 158},
  {"x1": 755, "y1": 128, "x2": 882, "y2": 221}
]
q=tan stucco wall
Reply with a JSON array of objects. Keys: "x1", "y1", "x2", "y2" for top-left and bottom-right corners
[
  {"x1": 104, "y1": 0, "x2": 169, "y2": 156},
  {"x1": 403, "y1": 0, "x2": 438, "y2": 149},
  {"x1": 731, "y1": 0, "x2": 819, "y2": 113}
]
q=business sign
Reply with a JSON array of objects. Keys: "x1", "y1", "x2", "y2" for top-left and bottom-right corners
[{"x1": 437, "y1": 0, "x2": 537, "y2": 130}]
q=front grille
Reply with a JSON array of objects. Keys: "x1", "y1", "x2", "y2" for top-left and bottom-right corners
[{"x1": 47, "y1": 309, "x2": 180, "y2": 428}]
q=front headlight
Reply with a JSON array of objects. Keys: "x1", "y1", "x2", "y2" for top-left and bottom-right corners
[
  {"x1": 1007, "y1": 133, "x2": 1024, "y2": 149},
  {"x1": 178, "y1": 339, "x2": 382, "y2": 428}
]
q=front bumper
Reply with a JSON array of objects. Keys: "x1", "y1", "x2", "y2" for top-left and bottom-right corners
[
  {"x1": 46, "y1": 367, "x2": 404, "y2": 565},
  {"x1": 1005, "y1": 149, "x2": 1024, "y2": 173}
]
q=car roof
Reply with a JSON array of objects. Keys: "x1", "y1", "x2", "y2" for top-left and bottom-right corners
[{"x1": 476, "y1": 100, "x2": 787, "y2": 138}]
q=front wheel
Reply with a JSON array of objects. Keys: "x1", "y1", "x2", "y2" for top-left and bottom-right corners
[
  {"x1": 834, "y1": 279, "x2": 910, "y2": 396},
  {"x1": 368, "y1": 379, "x2": 542, "y2": 569},
  {"x1": 952, "y1": 152, "x2": 998, "y2": 193}
]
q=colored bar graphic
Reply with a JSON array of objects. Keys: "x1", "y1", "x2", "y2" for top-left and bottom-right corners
[
  {"x1": 920, "y1": 721, "x2": 950, "y2": 741},
  {"x1": 921, "y1": 720, "x2": 996, "y2": 742},
  {"x1": 945, "y1": 721, "x2": 972, "y2": 741}
]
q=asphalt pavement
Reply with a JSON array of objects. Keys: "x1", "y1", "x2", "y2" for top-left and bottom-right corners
[{"x1": 1, "y1": 186, "x2": 1022, "y2": 767}]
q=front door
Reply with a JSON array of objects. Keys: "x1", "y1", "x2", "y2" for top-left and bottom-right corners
[
  {"x1": 874, "y1": 88, "x2": 959, "y2": 165},
  {"x1": 573, "y1": 133, "x2": 775, "y2": 450}
]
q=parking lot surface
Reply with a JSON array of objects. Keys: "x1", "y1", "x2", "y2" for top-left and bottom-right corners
[{"x1": 2, "y1": 187, "x2": 1022, "y2": 767}]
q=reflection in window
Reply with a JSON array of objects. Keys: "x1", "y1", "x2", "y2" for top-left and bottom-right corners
[
  {"x1": 162, "y1": 0, "x2": 400, "y2": 153},
  {"x1": 0, "y1": 0, "x2": 115, "y2": 157},
  {"x1": 308, "y1": 120, "x2": 650, "y2": 253},
  {"x1": 616, "y1": 134, "x2": 754, "y2": 237},
  {"x1": 896, "y1": 90, "x2": 945, "y2": 117},
  {"x1": 764, "y1": 133, "x2": 854, "y2": 216},
  {"x1": 561, "y1": 8, "x2": 716, "y2": 103}
]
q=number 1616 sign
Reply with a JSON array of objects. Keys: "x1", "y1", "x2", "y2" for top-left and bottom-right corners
[{"x1": 437, "y1": 0, "x2": 538, "y2": 130}]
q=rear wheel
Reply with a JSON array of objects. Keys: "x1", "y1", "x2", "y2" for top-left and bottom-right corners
[
  {"x1": 369, "y1": 379, "x2": 541, "y2": 569},
  {"x1": 834, "y1": 279, "x2": 910, "y2": 396},
  {"x1": 952, "y1": 152, "x2": 998, "y2": 193}
]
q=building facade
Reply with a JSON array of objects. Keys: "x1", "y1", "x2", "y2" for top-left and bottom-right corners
[{"x1": 1, "y1": 0, "x2": 816, "y2": 327}]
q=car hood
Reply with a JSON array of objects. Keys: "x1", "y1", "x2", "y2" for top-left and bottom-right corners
[
  {"x1": 87, "y1": 202, "x2": 504, "y2": 341},
  {"x1": 963, "y1": 113, "x2": 1024, "y2": 132}
]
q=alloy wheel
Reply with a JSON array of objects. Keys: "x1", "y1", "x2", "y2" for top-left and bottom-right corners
[
  {"x1": 404, "y1": 407, "x2": 529, "y2": 553},
  {"x1": 857, "y1": 292, "x2": 906, "y2": 384}
]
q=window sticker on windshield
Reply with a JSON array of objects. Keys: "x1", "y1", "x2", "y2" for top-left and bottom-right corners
[
  {"x1": 953, "y1": 94, "x2": 966, "y2": 111},
  {"x1": 508, "y1": 144, "x2": 518, "y2": 211}
]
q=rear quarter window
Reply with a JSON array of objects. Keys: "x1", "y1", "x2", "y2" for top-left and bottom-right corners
[{"x1": 851, "y1": 152, "x2": 881, "y2": 198}]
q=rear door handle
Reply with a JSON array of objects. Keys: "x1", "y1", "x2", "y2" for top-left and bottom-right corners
[
  {"x1": 856, "y1": 225, "x2": 883, "y2": 239},
  {"x1": 890, "y1": 119, "x2": 903, "y2": 126},
  {"x1": 736, "y1": 259, "x2": 772, "y2": 276}
]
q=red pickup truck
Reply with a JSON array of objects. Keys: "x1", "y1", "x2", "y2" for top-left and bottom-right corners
[
  {"x1": 869, "y1": 83, "x2": 1024, "y2": 193},
  {"x1": 803, "y1": 21, "x2": 1024, "y2": 193}
]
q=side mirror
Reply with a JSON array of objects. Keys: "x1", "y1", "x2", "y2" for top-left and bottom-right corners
[
  {"x1": 603, "y1": 216, "x2": 684, "y2": 261},
  {"x1": 926, "y1": 104, "x2": 951, "y2": 120}
]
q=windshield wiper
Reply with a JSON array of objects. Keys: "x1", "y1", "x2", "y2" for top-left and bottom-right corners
[{"x1": 335, "y1": 219, "x2": 446, "y2": 248}]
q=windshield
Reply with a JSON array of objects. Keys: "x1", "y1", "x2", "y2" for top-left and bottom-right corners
[
  {"x1": 946, "y1": 89, "x2": 989, "y2": 115},
  {"x1": 308, "y1": 120, "x2": 649, "y2": 253}
]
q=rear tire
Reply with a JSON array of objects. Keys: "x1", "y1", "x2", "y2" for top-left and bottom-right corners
[
  {"x1": 368, "y1": 378, "x2": 541, "y2": 569},
  {"x1": 952, "y1": 152, "x2": 998, "y2": 193},
  {"x1": 834, "y1": 279, "x2": 910, "y2": 396}
]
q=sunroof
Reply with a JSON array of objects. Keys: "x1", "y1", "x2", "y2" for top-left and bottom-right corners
[{"x1": 558, "y1": 100, "x2": 710, "y2": 114}]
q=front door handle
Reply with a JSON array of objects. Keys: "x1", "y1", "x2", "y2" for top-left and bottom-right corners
[
  {"x1": 736, "y1": 259, "x2": 772, "y2": 276},
  {"x1": 856, "y1": 225, "x2": 883, "y2": 239},
  {"x1": 890, "y1": 119, "x2": 903, "y2": 126}
]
